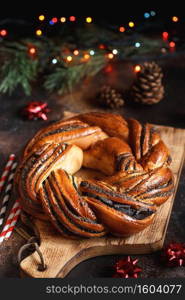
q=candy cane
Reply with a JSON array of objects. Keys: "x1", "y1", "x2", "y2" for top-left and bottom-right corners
[
  {"x1": 0, "y1": 161, "x2": 17, "y2": 226},
  {"x1": 0, "y1": 200, "x2": 21, "y2": 244},
  {"x1": 0, "y1": 154, "x2": 15, "y2": 194}
]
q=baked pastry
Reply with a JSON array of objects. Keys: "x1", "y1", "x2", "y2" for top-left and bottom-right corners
[{"x1": 15, "y1": 112, "x2": 174, "y2": 238}]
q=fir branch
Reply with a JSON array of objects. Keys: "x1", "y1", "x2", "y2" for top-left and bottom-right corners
[
  {"x1": 118, "y1": 36, "x2": 166, "y2": 58},
  {"x1": 44, "y1": 54, "x2": 107, "y2": 95},
  {"x1": 0, "y1": 43, "x2": 39, "y2": 95},
  {"x1": 0, "y1": 24, "x2": 168, "y2": 97}
]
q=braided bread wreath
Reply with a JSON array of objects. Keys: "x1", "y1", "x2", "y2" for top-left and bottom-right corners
[{"x1": 15, "y1": 112, "x2": 174, "y2": 238}]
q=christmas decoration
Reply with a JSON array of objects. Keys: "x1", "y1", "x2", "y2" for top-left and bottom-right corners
[
  {"x1": 0, "y1": 154, "x2": 15, "y2": 194},
  {"x1": 0, "y1": 199, "x2": 21, "y2": 244},
  {"x1": 0, "y1": 14, "x2": 169, "y2": 97},
  {"x1": 131, "y1": 61, "x2": 164, "y2": 105},
  {"x1": 22, "y1": 101, "x2": 50, "y2": 120},
  {"x1": 0, "y1": 11, "x2": 184, "y2": 97},
  {"x1": 44, "y1": 54, "x2": 107, "y2": 95},
  {"x1": 161, "y1": 243, "x2": 185, "y2": 267},
  {"x1": 0, "y1": 160, "x2": 17, "y2": 226},
  {"x1": 99, "y1": 85, "x2": 125, "y2": 109},
  {"x1": 112, "y1": 256, "x2": 142, "y2": 278}
]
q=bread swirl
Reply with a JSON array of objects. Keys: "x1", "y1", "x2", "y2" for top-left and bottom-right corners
[{"x1": 15, "y1": 112, "x2": 174, "y2": 238}]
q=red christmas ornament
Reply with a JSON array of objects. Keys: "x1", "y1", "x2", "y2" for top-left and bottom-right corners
[
  {"x1": 161, "y1": 243, "x2": 185, "y2": 267},
  {"x1": 112, "y1": 256, "x2": 142, "y2": 278},
  {"x1": 22, "y1": 101, "x2": 50, "y2": 120}
]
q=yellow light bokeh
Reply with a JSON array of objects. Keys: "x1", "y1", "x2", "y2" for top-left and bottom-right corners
[
  {"x1": 108, "y1": 53, "x2": 114, "y2": 59},
  {"x1": 86, "y1": 17, "x2": 92, "y2": 23},
  {"x1": 29, "y1": 47, "x2": 36, "y2": 55},
  {"x1": 172, "y1": 16, "x2": 179, "y2": 22},
  {"x1": 73, "y1": 50, "x2": 79, "y2": 55},
  {"x1": 36, "y1": 29, "x2": 42, "y2": 36},
  {"x1": 67, "y1": 56, "x2": 72, "y2": 62},
  {"x1": 134, "y1": 65, "x2": 141, "y2": 73},
  {"x1": 39, "y1": 15, "x2": 45, "y2": 21},
  {"x1": 60, "y1": 17, "x2": 66, "y2": 23},
  {"x1": 129, "y1": 21, "x2": 135, "y2": 28},
  {"x1": 84, "y1": 54, "x2": 90, "y2": 60}
]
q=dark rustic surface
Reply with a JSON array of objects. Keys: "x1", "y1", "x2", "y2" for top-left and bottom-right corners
[{"x1": 0, "y1": 56, "x2": 185, "y2": 278}]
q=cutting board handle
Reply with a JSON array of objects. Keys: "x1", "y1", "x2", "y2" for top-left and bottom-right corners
[
  {"x1": 18, "y1": 236, "x2": 47, "y2": 273},
  {"x1": 19, "y1": 219, "x2": 89, "y2": 278},
  {"x1": 19, "y1": 219, "x2": 117, "y2": 278}
]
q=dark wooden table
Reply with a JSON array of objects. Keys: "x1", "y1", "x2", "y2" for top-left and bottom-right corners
[{"x1": 0, "y1": 55, "x2": 185, "y2": 278}]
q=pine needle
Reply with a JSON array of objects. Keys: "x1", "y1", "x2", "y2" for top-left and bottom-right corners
[
  {"x1": 44, "y1": 55, "x2": 107, "y2": 95},
  {"x1": 0, "y1": 43, "x2": 39, "y2": 95}
]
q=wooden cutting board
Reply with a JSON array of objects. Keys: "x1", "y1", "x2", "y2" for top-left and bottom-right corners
[{"x1": 20, "y1": 116, "x2": 185, "y2": 278}]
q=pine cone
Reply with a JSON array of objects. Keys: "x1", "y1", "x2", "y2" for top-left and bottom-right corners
[
  {"x1": 131, "y1": 62, "x2": 164, "y2": 105},
  {"x1": 99, "y1": 85, "x2": 125, "y2": 109}
]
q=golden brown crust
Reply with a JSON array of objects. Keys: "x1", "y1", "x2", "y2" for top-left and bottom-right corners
[
  {"x1": 83, "y1": 137, "x2": 142, "y2": 175},
  {"x1": 128, "y1": 119, "x2": 161, "y2": 160},
  {"x1": 15, "y1": 112, "x2": 174, "y2": 238},
  {"x1": 39, "y1": 170, "x2": 107, "y2": 238},
  {"x1": 73, "y1": 112, "x2": 129, "y2": 141},
  {"x1": 24, "y1": 118, "x2": 108, "y2": 156},
  {"x1": 80, "y1": 180, "x2": 156, "y2": 236},
  {"x1": 104, "y1": 167, "x2": 174, "y2": 205}
]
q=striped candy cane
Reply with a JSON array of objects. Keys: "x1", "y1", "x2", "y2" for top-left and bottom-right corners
[
  {"x1": 0, "y1": 161, "x2": 17, "y2": 226},
  {"x1": 0, "y1": 200, "x2": 21, "y2": 244},
  {"x1": 0, "y1": 154, "x2": 15, "y2": 194}
]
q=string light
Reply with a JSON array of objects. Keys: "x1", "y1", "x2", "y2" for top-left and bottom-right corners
[
  {"x1": 89, "y1": 50, "x2": 95, "y2": 55},
  {"x1": 128, "y1": 21, "x2": 135, "y2": 28},
  {"x1": 144, "y1": 12, "x2": 150, "y2": 19},
  {"x1": 162, "y1": 31, "x2": 169, "y2": 40},
  {"x1": 161, "y1": 48, "x2": 167, "y2": 53},
  {"x1": 52, "y1": 58, "x2": 58, "y2": 64},
  {"x1": 150, "y1": 11, "x2": 156, "y2": 16},
  {"x1": 112, "y1": 49, "x2": 118, "y2": 54},
  {"x1": 135, "y1": 42, "x2": 141, "y2": 48},
  {"x1": 66, "y1": 56, "x2": 73, "y2": 62},
  {"x1": 51, "y1": 17, "x2": 58, "y2": 23},
  {"x1": 169, "y1": 41, "x2": 175, "y2": 48},
  {"x1": 134, "y1": 65, "x2": 141, "y2": 73},
  {"x1": 99, "y1": 44, "x2": 105, "y2": 49},
  {"x1": 69, "y1": 16, "x2": 76, "y2": 22},
  {"x1": 60, "y1": 17, "x2": 66, "y2": 23},
  {"x1": 73, "y1": 49, "x2": 79, "y2": 55},
  {"x1": 29, "y1": 47, "x2": 36, "y2": 55},
  {"x1": 38, "y1": 15, "x2": 45, "y2": 21},
  {"x1": 84, "y1": 54, "x2": 90, "y2": 60},
  {"x1": 49, "y1": 20, "x2": 54, "y2": 25},
  {"x1": 0, "y1": 29, "x2": 7, "y2": 36},
  {"x1": 172, "y1": 16, "x2": 179, "y2": 22},
  {"x1": 36, "y1": 29, "x2": 42, "y2": 36},
  {"x1": 86, "y1": 17, "x2": 92, "y2": 23},
  {"x1": 108, "y1": 53, "x2": 114, "y2": 59},
  {"x1": 119, "y1": 26, "x2": 125, "y2": 32}
]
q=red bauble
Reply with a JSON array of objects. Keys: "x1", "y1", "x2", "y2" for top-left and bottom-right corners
[
  {"x1": 161, "y1": 243, "x2": 185, "y2": 267},
  {"x1": 22, "y1": 101, "x2": 50, "y2": 120},
  {"x1": 112, "y1": 256, "x2": 142, "y2": 278}
]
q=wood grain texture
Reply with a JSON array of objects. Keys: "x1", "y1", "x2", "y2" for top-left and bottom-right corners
[{"x1": 20, "y1": 113, "x2": 185, "y2": 278}]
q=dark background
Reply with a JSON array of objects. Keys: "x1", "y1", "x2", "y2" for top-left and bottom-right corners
[
  {"x1": 1, "y1": 5, "x2": 185, "y2": 23},
  {"x1": 1, "y1": 6, "x2": 185, "y2": 43}
]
